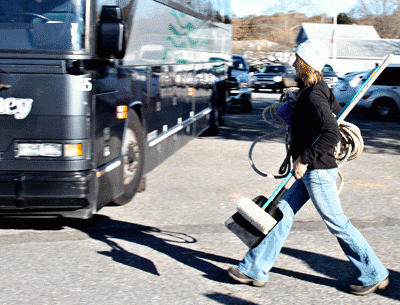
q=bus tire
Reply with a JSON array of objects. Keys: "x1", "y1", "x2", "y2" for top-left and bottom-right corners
[
  {"x1": 219, "y1": 88, "x2": 228, "y2": 122},
  {"x1": 210, "y1": 102, "x2": 220, "y2": 135},
  {"x1": 202, "y1": 90, "x2": 222, "y2": 136},
  {"x1": 113, "y1": 109, "x2": 145, "y2": 205}
]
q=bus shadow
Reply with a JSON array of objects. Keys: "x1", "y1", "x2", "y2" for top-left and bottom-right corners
[{"x1": 66, "y1": 214, "x2": 238, "y2": 283}]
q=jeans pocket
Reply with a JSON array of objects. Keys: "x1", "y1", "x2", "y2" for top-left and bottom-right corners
[
  {"x1": 323, "y1": 168, "x2": 339, "y2": 184},
  {"x1": 312, "y1": 168, "x2": 338, "y2": 184}
]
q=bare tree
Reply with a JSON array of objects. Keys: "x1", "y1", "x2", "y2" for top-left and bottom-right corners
[
  {"x1": 232, "y1": 16, "x2": 261, "y2": 41},
  {"x1": 350, "y1": 0, "x2": 400, "y2": 38},
  {"x1": 258, "y1": 0, "x2": 319, "y2": 48},
  {"x1": 262, "y1": 0, "x2": 319, "y2": 16},
  {"x1": 351, "y1": 0, "x2": 400, "y2": 16},
  {"x1": 232, "y1": 40, "x2": 294, "y2": 66}
]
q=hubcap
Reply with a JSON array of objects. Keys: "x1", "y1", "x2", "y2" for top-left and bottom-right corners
[
  {"x1": 377, "y1": 103, "x2": 391, "y2": 117},
  {"x1": 122, "y1": 128, "x2": 140, "y2": 185}
]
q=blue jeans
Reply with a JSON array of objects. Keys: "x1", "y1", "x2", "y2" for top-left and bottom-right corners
[{"x1": 238, "y1": 168, "x2": 389, "y2": 285}]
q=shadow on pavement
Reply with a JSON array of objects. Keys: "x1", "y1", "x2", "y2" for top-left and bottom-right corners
[
  {"x1": 0, "y1": 216, "x2": 235, "y2": 281},
  {"x1": 216, "y1": 102, "x2": 284, "y2": 143},
  {"x1": 1, "y1": 216, "x2": 399, "y2": 301},
  {"x1": 205, "y1": 292, "x2": 261, "y2": 305},
  {"x1": 70, "y1": 216, "x2": 400, "y2": 302},
  {"x1": 346, "y1": 114, "x2": 400, "y2": 155},
  {"x1": 279, "y1": 247, "x2": 400, "y2": 301},
  {"x1": 66, "y1": 215, "x2": 238, "y2": 282}
]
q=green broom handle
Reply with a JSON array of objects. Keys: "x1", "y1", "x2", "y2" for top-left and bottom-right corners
[{"x1": 261, "y1": 54, "x2": 394, "y2": 210}]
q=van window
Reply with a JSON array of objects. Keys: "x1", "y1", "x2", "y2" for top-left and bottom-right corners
[
  {"x1": 374, "y1": 67, "x2": 400, "y2": 86},
  {"x1": 232, "y1": 56, "x2": 246, "y2": 70},
  {"x1": 322, "y1": 65, "x2": 335, "y2": 73}
]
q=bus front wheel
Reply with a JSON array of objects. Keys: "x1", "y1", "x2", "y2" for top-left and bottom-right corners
[{"x1": 113, "y1": 109, "x2": 145, "y2": 205}]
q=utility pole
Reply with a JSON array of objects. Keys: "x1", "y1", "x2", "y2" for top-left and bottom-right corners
[{"x1": 332, "y1": 7, "x2": 337, "y2": 64}]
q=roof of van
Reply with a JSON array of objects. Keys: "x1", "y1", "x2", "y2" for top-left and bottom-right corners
[{"x1": 295, "y1": 23, "x2": 400, "y2": 59}]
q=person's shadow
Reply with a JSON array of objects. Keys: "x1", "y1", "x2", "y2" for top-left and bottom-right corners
[
  {"x1": 1, "y1": 215, "x2": 399, "y2": 302},
  {"x1": 68, "y1": 215, "x2": 400, "y2": 301},
  {"x1": 277, "y1": 247, "x2": 400, "y2": 301},
  {"x1": 65, "y1": 214, "x2": 238, "y2": 283}
]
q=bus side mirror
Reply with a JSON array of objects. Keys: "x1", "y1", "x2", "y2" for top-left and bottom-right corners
[{"x1": 97, "y1": 6, "x2": 126, "y2": 59}]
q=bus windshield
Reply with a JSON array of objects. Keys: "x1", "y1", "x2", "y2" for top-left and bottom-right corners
[{"x1": 0, "y1": 0, "x2": 85, "y2": 52}]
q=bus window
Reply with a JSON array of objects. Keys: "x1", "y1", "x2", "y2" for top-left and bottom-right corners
[{"x1": 0, "y1": 0, "x2": 85, "y2": 51}]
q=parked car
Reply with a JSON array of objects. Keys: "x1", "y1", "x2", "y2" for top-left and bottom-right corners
[
  {"x1": 252, "y1": 64, "x2": 297, "y2": 93},
  {"x1": 334, "y1": 65, "x2": 400, "y2": 120},
  {"x1": 226, "y1": 54, "x2": 253, "y2": 112},
  {"x1": 321, "y1": 64, "x2": 339, "y2": 88},
  {"x1": 357, "y1": 65, "x2": 400, "y2": 119}
]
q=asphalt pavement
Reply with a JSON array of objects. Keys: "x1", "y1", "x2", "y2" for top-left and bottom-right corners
[{"x1": 0, "y1": 91, "x2": 399, "y2": 304}]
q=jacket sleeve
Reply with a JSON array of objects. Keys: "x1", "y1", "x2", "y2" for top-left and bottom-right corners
[{"x1": 299, "y1": 89, "x2": 341, "y2": 165}]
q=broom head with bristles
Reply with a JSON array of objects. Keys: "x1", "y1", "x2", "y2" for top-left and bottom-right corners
[{"x1": 236, "y1": 197, "x2": 277, "y2": 234}]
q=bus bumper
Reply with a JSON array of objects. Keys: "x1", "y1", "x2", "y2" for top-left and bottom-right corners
[{"x1": 0, "y1": 171, "x2": 96, "y2": 218}]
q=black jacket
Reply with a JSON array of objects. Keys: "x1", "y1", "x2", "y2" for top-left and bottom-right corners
[{"x1": 291, "y1": 80, "x2": 342, "y2": 169}]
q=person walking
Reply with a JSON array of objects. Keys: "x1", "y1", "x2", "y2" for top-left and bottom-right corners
[{"x1": 227, "y1": 39, "x2": 389, "y2": 296}]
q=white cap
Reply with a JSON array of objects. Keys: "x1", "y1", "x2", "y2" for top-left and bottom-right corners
[{"x1": 296, "y1": 39, "x2": 329, "y2": 72}]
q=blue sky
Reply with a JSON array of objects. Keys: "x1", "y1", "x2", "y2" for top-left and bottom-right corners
[{"x1": 230, "y1": 0, "x2": 358, "y2": 18}]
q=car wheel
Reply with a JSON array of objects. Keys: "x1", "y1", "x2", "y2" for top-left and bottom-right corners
[
  {"x1": 371, "y1": 98, "x2": 397, "y2": 120},
  {"x1": 113, "y1": 109, "x2": 145, "y2": 205}
]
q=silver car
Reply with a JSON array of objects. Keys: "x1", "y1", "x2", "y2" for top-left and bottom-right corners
[{"x1": 334, "y1": 66, "x2": 400, "y2": 120}]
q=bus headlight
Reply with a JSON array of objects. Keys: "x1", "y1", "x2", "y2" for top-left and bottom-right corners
[
  {"x1": 16, "y1": 143, "x2": 82, "y2": 157},
  {"x1": 17, "y1": 143, "x2": 62, "y2": 157}
]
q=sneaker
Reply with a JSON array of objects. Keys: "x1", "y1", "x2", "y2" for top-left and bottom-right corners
[
  {"x1": 348, "y1": 276, "x2": 389, "y2": 296},
  {"x1": 227, "y1": 267, "x2": 266, "y2": 287}
]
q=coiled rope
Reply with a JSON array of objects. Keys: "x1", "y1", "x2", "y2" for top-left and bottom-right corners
[{"x1": 249, "y1": 89, "x2": 364, "y2": 192}]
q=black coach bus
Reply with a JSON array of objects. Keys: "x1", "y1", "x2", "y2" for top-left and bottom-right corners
[{"x1": 0, "y1": 0, "x2": 232, "y2": 218}]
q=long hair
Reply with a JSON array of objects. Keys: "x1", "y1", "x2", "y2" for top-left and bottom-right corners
[{"x1": 296, "y1": 56, "x2": 323, "y2": 86}]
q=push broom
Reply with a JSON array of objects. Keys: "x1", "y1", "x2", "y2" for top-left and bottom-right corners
[{"x1": 225, "y1": 54, "x2": 394, "y2": 248}]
